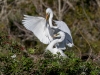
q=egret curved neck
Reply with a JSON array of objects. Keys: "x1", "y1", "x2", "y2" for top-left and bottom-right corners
[
  {"x1": 47, "y1": 35, "x2": 65, "y2": 50},
  {"x1": 49, "y1": 13, "x2": 53, "y2": 27},
  {"x1": 47, "y1": 39, "x2": 59, "y2": 50}
]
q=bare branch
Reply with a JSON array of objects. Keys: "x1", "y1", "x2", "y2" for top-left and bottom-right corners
[
  {"x1": 78, "y1": 30, "x2": 93, "y2": 62},
  {"x1": 40, "y1": 0, "x2": 48, "y2": 8},
  {"x1": 74, "y1": 45, "x2": 82, "y2": 59},
  {"x1": 13, "y1": 22, "x2": 31, "y2": 33},
  {"x1": 58, "y1": 0, "x2": 62, "y2": 20},
  {"x1": 96, "y1": 0, "x2": 100, "y2": 7},
  {"x1": 81, "y1": 2, "x2": 93, "y2": 27},
  {"x1": 13, "y1": 22, "x2": 34, "y2": 42},
  {"x1": 61, "y1": 1, "x2": 67, "y2": 12},
  {"x1": 64, "y1": 0, "x2": 75, "y2": 10}
]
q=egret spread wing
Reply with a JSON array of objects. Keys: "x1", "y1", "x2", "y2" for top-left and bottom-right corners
[
  {"x1": 54, "y1": 21, "x2": 71, "y2": 36},
  {"x1": 22, "y1": 15, "x2": 53, "y2": 44},
  {"x1": 54, "y1": 20, "x2": 74, "y2": 48}
]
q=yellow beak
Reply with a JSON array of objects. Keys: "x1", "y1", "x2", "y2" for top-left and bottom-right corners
[
  {"x1": 53, "y1": 34, "x2": 58, "y2": 38},
  {"x1": 46, "y1": 13, "x2": 49, "y2": 21}
]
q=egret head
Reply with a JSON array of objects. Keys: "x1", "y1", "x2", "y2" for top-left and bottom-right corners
[
  {"x1": 46, "y1": 8, "x2": 53, "y2": 20},
  {"x1": 53, "y1": 31, "x2": 65, "y2": 38},
  {"x1": 46, "y1": 8, "x2": 52, "y2": 14}
]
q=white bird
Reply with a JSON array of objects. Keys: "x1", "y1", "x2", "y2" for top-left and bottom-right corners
[
  {"x1": 45, "y1": 8, "x2": 74, "y2": 49},
  {"x1": 22, "y1": 8, "x2": 74, "y2": 51},
  {"x1": 46, "y1": 31, "x2": 67, "y2": 57}
]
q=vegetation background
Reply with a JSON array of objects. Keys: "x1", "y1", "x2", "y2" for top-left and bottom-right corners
[{"x1": 0, "y1": 0, "x2": 100, "y2": 75}]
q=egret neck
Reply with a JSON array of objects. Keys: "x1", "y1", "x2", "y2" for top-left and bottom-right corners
[
  {"x1": 47, "y1": 31, "x2": 65, "y2": 50},
  {"x1": 49, "y1": 11, "x2": 58, "y2": 29}
]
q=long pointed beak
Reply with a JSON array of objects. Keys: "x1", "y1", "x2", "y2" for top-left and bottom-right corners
[
  {"x1": 46, "y1": 13, "x2": 49, "y2": 21},
  {"x1": 53, "y1": 34, "x2": 59, "y2": 38}
]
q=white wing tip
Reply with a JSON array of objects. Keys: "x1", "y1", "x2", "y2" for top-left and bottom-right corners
[
  {"x1": 23, "y1": 14, "x2": 28, "y2": 17},
  {"x1": 67, "y1": 43, "x2": 74, "y2": 47}
]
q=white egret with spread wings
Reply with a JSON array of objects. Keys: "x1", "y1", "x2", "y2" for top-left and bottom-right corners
[{"x1": 22, "y1": 8, "x2": 74, "y2": 57}]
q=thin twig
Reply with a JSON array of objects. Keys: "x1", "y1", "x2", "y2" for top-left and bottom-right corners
[
  {"x1": 63, "y1": 0, "x2": 75, "y2": 10},
  {"x1": 58, "y1": 0, "x2": 61, "y2": 20},
  {"x1": 96, "y1": 0, "x2": 100, "y2": 7},
  {"x1": 81, "y1": 2, "x2": 93, "y2": 26},
  {"x1": 79, "y1": 30, "x2": 93, "y2": 62},
  {"x1": 74, "y1": 45, "x2": 82, "y2": 59}
]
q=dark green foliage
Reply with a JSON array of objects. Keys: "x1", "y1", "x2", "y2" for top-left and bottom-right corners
[
  {"x1": 0, "y1": 29, "x2": 99, "y2": 75},
  {"x1": 0, "y1": 31, "x2": 100, "y2": 75}
]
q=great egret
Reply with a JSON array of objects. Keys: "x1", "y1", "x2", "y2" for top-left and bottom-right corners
[
  {"x1": 46, "y1": 8, "x2": 74, "y2": 49},
  {"x1": 22, "y1": 8, "x2": 73, "y2": 50},
  {"x1": 46, "y1": 31, "x2": 67, "y2": 57}
]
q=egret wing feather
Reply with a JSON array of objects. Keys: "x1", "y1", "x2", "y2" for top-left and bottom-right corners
[
  {"x1": 22, "y1": 15, "x2": 53, "y2": 44},
  {"x1": 54, "y1": 20, "x2": 71, "y2": 37},
  {"x1": 54, "y1": 20, "x2": 74, "y2": 48}
]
